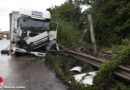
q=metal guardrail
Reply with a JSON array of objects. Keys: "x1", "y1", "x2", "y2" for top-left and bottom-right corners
[{"x1": 49, "y1": 50, "x2": 130, "y2": 81}]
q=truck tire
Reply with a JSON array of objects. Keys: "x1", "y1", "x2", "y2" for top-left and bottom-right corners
[
  {"x1": 50, "y1": 44, "x2": 57, "y2": 50},
  {"x1": 15, "y1": 52, "x2": 22, "y2": 57}
]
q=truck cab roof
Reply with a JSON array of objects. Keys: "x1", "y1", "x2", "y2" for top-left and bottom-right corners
[
  {"x1": 20, "y1": 9, "x2": 51, "y2": 20},
  {"x1": 10, "y1": 9, "x2": 51, "y2": 20}
]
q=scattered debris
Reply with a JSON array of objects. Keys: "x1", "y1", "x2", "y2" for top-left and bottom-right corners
[
  {"x1": 81, "y1": 71, "x2": 97, "y2": 86},
  {"x1": 1, "y1": 50, "x2": 9, "y2": 55},
  {"x1": 1, "y1": 45, "x2": 10, "y2": 55},
  {"x1": 88, "y1": 71, "x2": 97, "y2": 76},
  {"x1": 73, "y1": 71, "x2": 97, "y2": 86},
  {"x1": 69, "y1": 66, "x2": 97, "y2": 86},
  {"x1": 68, "y1": 81, "x2": 71, "y2": 84},
  {"x1": 70, "y1": 66, "x2": 82, "y2": 73},
  {"x1": 73, "y1": 73, "x2": 86, "y2": 82}
]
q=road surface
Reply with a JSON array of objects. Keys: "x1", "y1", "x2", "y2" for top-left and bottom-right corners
[{"x1": 0, "y1": 39, "x2": 68, "y2": 90}]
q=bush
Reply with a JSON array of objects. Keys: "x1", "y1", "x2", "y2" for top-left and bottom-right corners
[
  {"x1": 95, "y1": 46, "x2": 130, "y2": 88},
  {"x1": 57, "y1": 21, "x2": 81, "y2": 45}
]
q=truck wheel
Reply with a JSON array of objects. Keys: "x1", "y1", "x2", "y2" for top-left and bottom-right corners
[
  {"x1": 50, "y1": 44, "x2": 57, "y2": 50},
  {"x1": 15, "y1": 52, "x2": 22, "y2": 57}
]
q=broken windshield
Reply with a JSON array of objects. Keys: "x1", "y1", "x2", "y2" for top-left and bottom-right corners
[{"x1": 18, "y1": 16, "x2": 50, "y2": 31}]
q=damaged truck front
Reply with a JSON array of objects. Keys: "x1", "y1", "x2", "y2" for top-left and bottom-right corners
[{"x1": 10, "y1": 9, "x2": 59, "y2": 56}]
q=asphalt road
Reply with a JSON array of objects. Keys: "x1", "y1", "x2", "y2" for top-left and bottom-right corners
[{"x1": 0, "y1": 39, "x2": 68, "y2": 90}]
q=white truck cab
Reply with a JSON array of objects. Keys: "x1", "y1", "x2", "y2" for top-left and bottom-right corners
[{"x1": 10, "y1": 9, "x2": 58, "y2": 56}]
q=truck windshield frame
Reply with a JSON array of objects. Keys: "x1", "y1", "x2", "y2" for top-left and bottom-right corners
[{"x1": 18, "y1": 16, "x2": 50, "y2": 31}]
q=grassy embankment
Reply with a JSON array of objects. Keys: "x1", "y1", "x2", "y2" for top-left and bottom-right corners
[
  {"x1": 47, "y1": 1, "x2": 130, "y2": 89},
  {"x1": 44, "y1": 46, "x2": 130, "y2": 90},
  {"x1": 44, "y1": 53, "x2": 96, "y2": 90}
]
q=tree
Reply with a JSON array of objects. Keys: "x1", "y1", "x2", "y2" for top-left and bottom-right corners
[{"x1": 81, "y1": 0, "x2": 130, "y2": 45}]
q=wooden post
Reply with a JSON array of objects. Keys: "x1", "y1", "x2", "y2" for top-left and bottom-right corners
[
  {"x1": 87, "y1": 14, "x2": 97, "y2": 56},
  {"x1": 78, "y1": 28, "x2": 87, "y2": 44}
]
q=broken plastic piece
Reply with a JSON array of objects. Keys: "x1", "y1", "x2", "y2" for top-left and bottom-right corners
[
  {"x1": 70, "y1": 66, "x2": 82, "y2": 73},
  {"x1": 73, "y1": 71, "x2": 97, "y2": 86},
  {"x1": 81, "y1": 71, "x2": 97, "y2": 86},
  {"x1": 73, "y1": 73, "x2": 86, "y2": 82}
]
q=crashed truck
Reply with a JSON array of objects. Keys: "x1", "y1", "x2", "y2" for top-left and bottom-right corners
[{"x1": 9, "y1": 9, "x2": 59, "y2": 56}]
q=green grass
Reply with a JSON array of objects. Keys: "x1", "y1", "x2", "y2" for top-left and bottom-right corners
[
  {"x1": 44, "y1": 53, "x2": 71, "y2": 84},
  {"x1": 100, "y1": 38, "x2": 130, "y2": 51},
  {"x1": 44, "y1": 47, "x2": 130, "y2": 90},
  {"x1": 112, "y1": 81, "x2": 130, "y2": 90},
  {"x1": 44, "y1": 53, "x2": 96, "y2": 90},
  {"x1": 57, "y1": 21, "x2": 81, "y2": 46},
  {"x1": 94, "y1": 46, "x2": 130, "y2": 89}
]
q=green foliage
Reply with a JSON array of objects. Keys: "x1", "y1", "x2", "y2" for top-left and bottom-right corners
[
  {"x1": 45, "y1": 53, "x2": 67, "y2": 82},
  {"x1": 82, "y1": 64, "x2": 94, "y2": 72},
  {"x1": 100, "y1": 38, "x2": 130, "y2": 52},
  {"x1": 51, "y1": 2, "x2": 81, "y2": 22},
  {"x1": 70, "y1": 81, "x2": 87, "y2": 90},
  {"x1": 48, "y1": 2, "x2": 82, "y2": 45},
  {"x1": 45, "y1": 52, "x2": 130, "y2": 90},
  {"x1": 57, "y1": 21, "x2": 81, "y2": 45},
  {"x1": 44, "y1": 52, "x2": 53, "y2": 64},
  {"x1": 90, "y1": 0, "x2": 130, "y2": 46},
  {"x1": 53, "y1": 3, "x2": 75, "y2": 21},
  {"x1": 74, "y1": 0, "x2": 130, "y2": 46},
  {"x1": 45, "y1": 53, "x2": 96, "y2": 90},
  {"x1": 95, "y1": 46, "x2": 130, "y2": 89},
  {"x1": 48, "y1": 0, "x2": 130, "y2": 47},
  {"x1": 113, "y1": 81, "x2": 130, "y2": 90}
]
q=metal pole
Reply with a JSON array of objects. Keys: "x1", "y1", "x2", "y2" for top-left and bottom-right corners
[{"x1": 87, "y1": 14, "x2": 97, "y2": 56}]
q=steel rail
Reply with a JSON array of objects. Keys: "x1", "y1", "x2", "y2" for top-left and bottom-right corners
[{"x1": 49, "y1": 50, "x2": 130, "y2": 81}]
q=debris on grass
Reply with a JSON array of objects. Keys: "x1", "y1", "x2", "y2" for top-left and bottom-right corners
[
  {"x1": 70, "y1": 66, "x2": 82, "y2": 73},
  {"x1": 73, "y1": 73, "x2": 86, "y2": 82},
  {"x1": 81, "y1": 71, "x2": 97, "y2": 86},
  {"x1": 73, "y1": 71, "x2": 97, "y2": 86}
]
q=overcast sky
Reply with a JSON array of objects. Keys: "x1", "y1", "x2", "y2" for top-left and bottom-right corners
[{"x1": 0, "y1": 0, "x2": 66, "y2": 31}]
